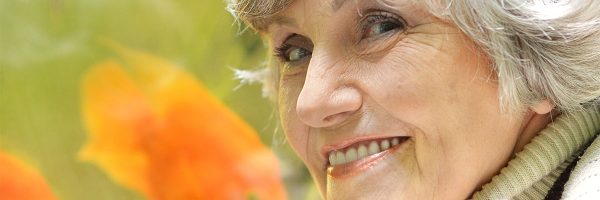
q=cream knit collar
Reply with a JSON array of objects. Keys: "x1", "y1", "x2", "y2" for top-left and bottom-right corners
[{"x1": 472, "y1": 106, "x2": 600, "y2": 199}]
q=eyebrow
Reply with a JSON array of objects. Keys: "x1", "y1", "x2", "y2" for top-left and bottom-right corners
[
  {"x1": 253, "y1": 0, "x2": 349, "y2": 31},
  {"x1": 330, "y1": 0, "x2": 349, "y2": 11},
  {"x1": 253, "y1": 15, "x2": 298, "y2": 32}
]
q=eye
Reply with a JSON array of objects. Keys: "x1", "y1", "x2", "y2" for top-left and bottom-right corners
[
  {"x1": 273, "y1": 34, "x2": 313, "y2": 64},
  {"x1": 361, "y1": 12, "x2": 406, "y2": 39},
  {"x1": 286, "y1": 47, "x2": 311, "y2": 62},
  {"x1": 366, "y1": 21, "x2": 400, "y2": 37}
]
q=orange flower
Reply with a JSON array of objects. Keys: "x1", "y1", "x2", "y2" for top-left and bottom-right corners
[
  {"x1": 0, "y1": 151, "x2": 57, "y2": 200},
  {"x1": 79, "y1": 42, "x2": 287, "y2": 200}
]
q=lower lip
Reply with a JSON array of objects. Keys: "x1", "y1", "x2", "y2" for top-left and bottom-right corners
[{"x1": 326, "y1": 138, "x2": 410, "y2": 178}]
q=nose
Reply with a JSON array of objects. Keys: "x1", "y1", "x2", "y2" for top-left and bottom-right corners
[{"x1": 296, "y1": 55, "x2": 362, "y2": 128}]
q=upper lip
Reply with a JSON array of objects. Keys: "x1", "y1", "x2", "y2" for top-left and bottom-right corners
[{"x1": 320, "y1": 134, "x2": 410, "y2": 162}]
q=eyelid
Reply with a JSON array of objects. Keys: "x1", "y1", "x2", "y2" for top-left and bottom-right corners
[
  {"x1": 273, "y1": 38, "x2": 312, "y2": 73},
  {"x1": 272, "y1": 33, "x2": 298, "y2": 61},
  {"x1": 274, "y1": 34, "x2": 313, "y2": 51},
  {"x1": 273, "y1": 43, "x2": 292, "y2": 62},
  {"x1": 357, "y1": 10, "x2": 407, "y2": 39},
  {"x1": 275, "y1": 33, "x2": 296, "y2": 49}
]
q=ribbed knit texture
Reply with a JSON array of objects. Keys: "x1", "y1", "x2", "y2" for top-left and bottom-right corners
[{"x1": 472, "y1": 106, "x2": 600, "y2": 199}]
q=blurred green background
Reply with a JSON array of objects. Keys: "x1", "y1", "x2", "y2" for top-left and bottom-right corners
[{"x1": 0, "y1": 0, "x2": 316, "y2": 199}]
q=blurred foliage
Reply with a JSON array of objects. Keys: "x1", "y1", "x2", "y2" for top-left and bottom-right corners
[{"x1": 0, "y1": 0, "x2": 314, "y2": 199}]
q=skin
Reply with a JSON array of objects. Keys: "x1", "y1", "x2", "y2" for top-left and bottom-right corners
[{"x1": 262, "y1": 0, "x2": 554, "y2": 199}]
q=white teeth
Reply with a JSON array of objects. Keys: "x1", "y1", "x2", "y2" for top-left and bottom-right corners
[
  {"x1": 336, "y1": 151, "x2": 346, "y2": 164},
  {"x1": 345, "y1": 147, "x2": 357, "y2": 163},
  {"x1": 328, "y1": 137, "x2": 407, "y2": 166},
  {"x1": 357, "y1": 144, "x2": 368, "y2": 158},
  {"x1": 329, "y1": 151, "x2": 337, "y2": 165},
  {"x1": 368, "y1": 141, "x2": 380, "y2": 155},
  {"x1": 381, "y1": 139, "x2": 390, "y2": 150}
]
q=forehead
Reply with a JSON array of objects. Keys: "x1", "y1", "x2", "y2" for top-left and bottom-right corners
[
  {"x1": 250, "y1": 0, "x2": 420, "y2": 32},
  {"x1": 250, "y1": 0, "x2": 342, "y2": 31}
]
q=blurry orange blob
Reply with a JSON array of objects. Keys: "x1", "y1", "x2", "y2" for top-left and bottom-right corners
[
  {"x1": 79, "y1": 42, "x2": 287, "y2": 200},
  {"x1": 0, "y1": 151, "x2": 57, "y2": 200}
]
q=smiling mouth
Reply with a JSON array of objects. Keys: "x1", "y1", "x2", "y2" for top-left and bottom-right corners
[{"x1": 327, "y1": 136, "x2": 409, "y2": 167}]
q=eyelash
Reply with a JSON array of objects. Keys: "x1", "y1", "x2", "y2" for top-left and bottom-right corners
[
  {"x1": 273, "y1": 43, "x2": 292, "y2": 62},
  {"x1": 360, "y1": 11, "x2": 406, "y2": 39}
]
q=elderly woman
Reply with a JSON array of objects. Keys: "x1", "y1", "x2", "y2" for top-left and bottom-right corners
[{"x1": 229, "y1": 0, "x2": 600, "y2": 199}]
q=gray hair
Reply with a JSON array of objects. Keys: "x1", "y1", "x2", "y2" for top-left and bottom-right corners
[{"x1": 228, "y1": 0, "x2": 600, "y2": 113}]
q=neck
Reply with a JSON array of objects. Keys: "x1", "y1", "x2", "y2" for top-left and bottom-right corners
[{"x1": 513, "y1": 110, "x2": 560, "y2": 154}]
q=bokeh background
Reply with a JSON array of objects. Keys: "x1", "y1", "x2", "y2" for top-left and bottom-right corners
[{"x1": 0, "y1": 0, "x2": 317, "y2": 199}]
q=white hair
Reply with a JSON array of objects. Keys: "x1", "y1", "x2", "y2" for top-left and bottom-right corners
[{"x1": 229, "y1": 0, "x2": 600, "y2": 113}]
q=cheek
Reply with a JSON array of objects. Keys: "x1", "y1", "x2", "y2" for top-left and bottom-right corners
[
  {"x1": 369, "y1": 34, "x2": 500, "y2": 127},
  {"x1": 277, "y1": 73, "x2": 304, "y2": 123},
  {"x1": 277, "y1": 77, "x2": 310, "y2": 157},
  {"x1": 363, "y1": 34, "x2": 521, "y2": 180}
]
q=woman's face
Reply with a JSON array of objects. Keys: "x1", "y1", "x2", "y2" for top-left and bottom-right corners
[{"x1": 266, "y1": 0, "x2": 528, "y2": 199}]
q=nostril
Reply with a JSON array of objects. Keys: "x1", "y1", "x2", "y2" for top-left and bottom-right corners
[{"x1": 323, "y1": 111, "x2": 353, "y2": 124}]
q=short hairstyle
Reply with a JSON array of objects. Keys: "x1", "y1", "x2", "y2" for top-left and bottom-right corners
[{"x1": 228, "y1": 0, "x2": 600, "y2": 113}]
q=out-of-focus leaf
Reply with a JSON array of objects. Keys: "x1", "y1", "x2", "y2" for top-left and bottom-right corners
[{"x1": 79, "y1": 42, "x2": 287, "y2": 200}]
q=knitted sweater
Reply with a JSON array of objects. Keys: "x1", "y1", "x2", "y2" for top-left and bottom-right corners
[{"x1": 472, "y1": 106, "x2": 600, "y2": 200}]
